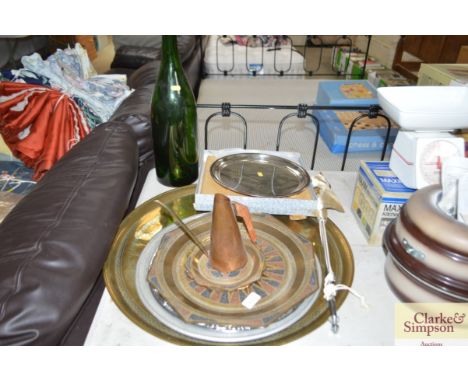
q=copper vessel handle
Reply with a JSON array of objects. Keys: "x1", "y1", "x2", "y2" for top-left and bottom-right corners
[{"x1": 233, "y1": 202, "x2": 257, "y2": 244}]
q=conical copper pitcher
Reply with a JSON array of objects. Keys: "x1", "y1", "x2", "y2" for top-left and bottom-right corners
[{"x1": 210, "y1": 193, "x2": 256, "y2": 273}]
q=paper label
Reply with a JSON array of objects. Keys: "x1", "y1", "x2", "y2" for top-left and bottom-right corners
[
  {"x1": 242, "y1": 292, "x2": 261, "y2": 310},
  {"x1": 340, "y1": 84, "x2": 374, "y2": 99},
  {"x1": 439, "y1": 157, "x2": 468, "y2": 217},
  {"x1": 458, "y1": 173, "x2": 468, "y2": 223}
]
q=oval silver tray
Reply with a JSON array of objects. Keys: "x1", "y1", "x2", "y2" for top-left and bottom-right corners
[{"x1": 210, "y1": 153, "x2": 310, "y2": 197}]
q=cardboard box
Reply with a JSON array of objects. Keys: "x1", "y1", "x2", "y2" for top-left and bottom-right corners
[
  {"x1": 75, "y1": 36, "x2": 97, "y2": 60},
  {"x1": 48, "y1": 35, "x2": 97, "y2": 61},
  {"x1": 352, "y1": 161, "x2": 415, "y2": 245},
  {"x1": 417, "y1": 63, "x2": 468, "y2": 86},
  {"x1": 314, "y1": 110, "x2": 398, "y2": 153},
  {"x1": 315, "y1": 80, "x2": 379, "y2": 107},
  {"x1": 367, "y1": 68, "x2": 411, "y2": 88},
  {"x1": 332, "y1": 47, "x2": 363, "y2": 73},
  {"x1": 331, "y1": 46, "x2": 347, "y2": 72},
  {"x1": 0, "y1": 135, "x2": 13, "y2": 159},
  {"x1": 194, "y1": 149, "x2": 317, "y2": 216},
  {"x1": 314, "y1": 80, "x2": 393, "y2": 153},
  {"x1": 335, "y1": 50, "x2": 384, "y2": 78},
  {"x1": 348, "y1": 57, "x2": 385, "y2": 79}
]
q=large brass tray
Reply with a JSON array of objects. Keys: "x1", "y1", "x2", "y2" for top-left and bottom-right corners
[{"x1": 104, "y1": 185, "x2": 354, "y2": 345}]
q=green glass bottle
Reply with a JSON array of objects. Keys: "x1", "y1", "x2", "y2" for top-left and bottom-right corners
[{"x1": 151, "y1": 35, "x2": 198, "y2": 187}]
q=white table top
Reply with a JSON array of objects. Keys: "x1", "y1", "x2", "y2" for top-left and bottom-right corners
[{"x1": 84, "y1": 169, "x2": 398, "y2": 346}]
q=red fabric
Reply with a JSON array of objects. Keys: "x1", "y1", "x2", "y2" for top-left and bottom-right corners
[{"x1": 0, "y1": 82, "x2": 90, "y2": 180}]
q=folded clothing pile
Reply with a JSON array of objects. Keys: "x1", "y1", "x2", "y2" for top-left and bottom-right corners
[
  {"x1": 0, "y1": 43, "x2": 132, "y2": 180},
  {"x1": 0, "y1": 82, "x2": 91, "y2": 180},
  {"x1": 1, "y1": 43, "x2": 132, "y2": 128}
]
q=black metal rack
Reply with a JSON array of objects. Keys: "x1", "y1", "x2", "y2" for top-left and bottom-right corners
[
  {"x1": 197, "y1": 102, "x2": 391, "y2": 171},
  {"x1": 200, "y1": 35, "x2": 372, "y2": 79}
]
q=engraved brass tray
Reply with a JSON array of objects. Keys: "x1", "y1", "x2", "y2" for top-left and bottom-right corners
[
  {"x1": 138, "y1": 213, "x2": 321, "y2": 343},
  {"x1": 104, "y1": 185, "x2": 354, "y2": 345}
]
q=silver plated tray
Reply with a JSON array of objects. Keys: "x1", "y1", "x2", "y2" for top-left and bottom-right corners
[{"x1": 210, "y1": 153, "x2": 310, "y2": 197}]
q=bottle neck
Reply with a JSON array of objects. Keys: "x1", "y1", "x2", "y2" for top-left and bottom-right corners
[{"x1": 162, "y1": 35, "x2": 182, "y2": 68}]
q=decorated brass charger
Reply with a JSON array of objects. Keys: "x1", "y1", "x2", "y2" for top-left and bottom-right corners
[
  {"x1": 104, "y1": 185, "x2": 354, "y2": 345},
  {"x1": 135, "y1": 212, "x2": 321, "y2": 342},
  {"x1": 210, "y1": 153, "x2": 310, "y2": 197}
]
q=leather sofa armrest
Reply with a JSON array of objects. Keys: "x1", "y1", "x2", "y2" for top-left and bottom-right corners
[
  {"x1": 0, "y1": 122, "x2": 138, "y2": 345},
  {"x1": 127, "y1": 36, "x2": 202, "y2": 96},
  {"x1": 111, "y1": 45, "x2": 161, "y2": 70},
  {"x1": 110, "y1": 35, "x2": 199, "y2": 72},
  {"x1": 110, "y1": 84, "x2": 154, "y2": 160}
]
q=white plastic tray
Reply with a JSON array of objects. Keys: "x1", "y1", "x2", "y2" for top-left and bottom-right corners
[{"x1": 377, "y1": 86, "x2": 468, "y2": 131}]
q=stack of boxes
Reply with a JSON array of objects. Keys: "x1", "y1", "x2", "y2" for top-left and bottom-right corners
[
  {"x1": 332, "y1": 46, "x2": 412, "y2": 86},
  {"x1": 332, "y1": 47, "x2": 359, "y2": 74},
  {"x1": 352, "y1": 161, "x2": 416, "y2": 245},
  {"x1": 348, "y1": 57, "x2": 385, "y2": 79},
  {"x1": 314, "y1": 80, "x2": 399, "y2": 153},
  {"x1": 417, "y1": 63, "x2": 468, "y2": 86},
  {"x1": 332, "y1": 48, "x2": 384, "y2": 78},
  {"x1": 328, "y1": 45, "x2": 415, "y2": 245},
  {"x1": 367, "y1": 68, "x2": 411, "y2": 87}
]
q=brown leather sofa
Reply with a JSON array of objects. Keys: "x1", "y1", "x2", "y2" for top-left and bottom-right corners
[
  {"x1": 0, "y1": 35, "x2": 203, "y2": 345},
  {"x1": 111, "y1": 35, "x2": 203, "y2": 97}
]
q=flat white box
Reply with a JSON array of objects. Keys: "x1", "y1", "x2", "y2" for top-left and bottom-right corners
[
  {"x1": 194, "y1": 149, "x2": 317, "y2": 216},
  {"x1": 377, "y1": 86, "x2": 468, "y2": 131}
]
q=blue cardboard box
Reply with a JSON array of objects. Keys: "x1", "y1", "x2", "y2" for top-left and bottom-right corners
[
  {"x1": 314, "y1": 80, "x2": 396, "y2": 153},
  {"x1": 314, "y1": 109, "x2": 398, "y2": 153},
  {"x1": 352, "y1": 161, "x2": 415, "y2": 244},
  {"x1": 315, "y1": 80, "x2": 378, "y2": 107}
]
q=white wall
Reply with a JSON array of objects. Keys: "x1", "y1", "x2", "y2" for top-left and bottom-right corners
[{"x1": 355, "y1": 35, "x2": 400, "y2": 68}]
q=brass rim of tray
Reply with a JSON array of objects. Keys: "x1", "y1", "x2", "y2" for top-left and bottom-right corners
[{"x1": 104, "y1": 185, "x2": 354, "y2": 345}]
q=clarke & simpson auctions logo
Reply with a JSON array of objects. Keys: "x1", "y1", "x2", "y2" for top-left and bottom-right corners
[
  {"x1": 395, "y1": 303, "x2": 468, "y2": 344},
  {"x1": 403, "y1": 312, "x2": 466, "y2": 336}
]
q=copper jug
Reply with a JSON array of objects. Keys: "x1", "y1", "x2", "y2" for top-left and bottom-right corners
[{"x1": 209, "y1": 193, "x2": 256, "y2": 273}]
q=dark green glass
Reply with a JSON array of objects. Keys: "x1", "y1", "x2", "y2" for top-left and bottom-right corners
[{"x1": 151, "y1": 35, "x2": 198, "y2": 187}]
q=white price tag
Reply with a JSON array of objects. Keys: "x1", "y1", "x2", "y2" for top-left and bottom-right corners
[{"x1": 241, "y1": 292, "x2": 261, "y2": 310}]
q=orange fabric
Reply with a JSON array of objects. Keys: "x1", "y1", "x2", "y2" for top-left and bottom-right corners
[{"x1": 0, "y1": 82, "x2": 90, "y2": 180}]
